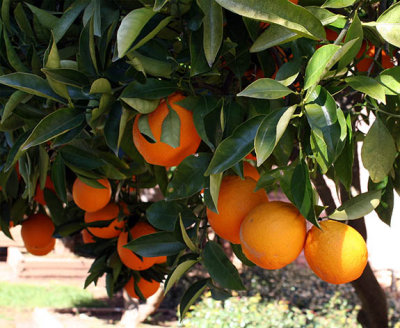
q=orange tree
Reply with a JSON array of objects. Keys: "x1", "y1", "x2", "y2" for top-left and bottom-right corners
[{"x1": 0, "y1": 0, "x2": 399, "y2": 326}]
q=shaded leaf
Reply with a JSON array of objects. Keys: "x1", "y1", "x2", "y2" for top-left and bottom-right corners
[{"x1": 237, "y1": 78, "x2": 293, "y2": 100}]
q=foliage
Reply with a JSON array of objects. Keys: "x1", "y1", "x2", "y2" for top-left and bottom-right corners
[{"x1": 0, "y1": 0, "x2": 399, "y2": 321}]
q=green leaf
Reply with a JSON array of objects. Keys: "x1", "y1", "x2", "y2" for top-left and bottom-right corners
[
  {"x1": 60, "y1": 145, "x2": 105, "y2": 171},
  {"x1": 179, "y1": 217, "x2": 198, "y2": 253},
  {"x1": 90, "y1": 78, "x2": 112, "y2": 94},
  {"x1": 334, "y1": 115, "x2": 353, "y2": 191},
  {"x1": 361, "y1": 117, "x2": 397, "y2": 183},
  {"x1": 345, "y1": 76, "x2": 386, "y2": 104},
  {"x1": 1, "y1": 0, "x2": 11, "y2": 32},
  {"x1": 167, "y1": 153, "x2": 212, "y2": 200},
  {"x1": 161, "y1": 107, "x2": 180, "y2": 148},
  {"x1": 304, "y1": 44, "x2": 341, "y2": 90},
  {"x1": 129, "y1": 51, "x2": 173, "y2": 78},
  {"x1": 0, "y1": 73, "x2": 66, "y2": 103},
  {"x1": 14, "y1": 3, "x2": 35, "y2": 42},
  {"x1": 4, "y1": 130, "x2": 31, "y2": 171},
  {"x1": 305, "y1": 86, "x2": 337, "y2": 128},
  {"x1": 214, "y1": 0, "x2": 325, "y2": 40},
  {"x1": 190, "y1": 29, "x2": 211, "y2": 76},
  {"x1": 51, "y1": 153, "x2": 67, "y2": 203},
  {"x1": 237, "y1": 78, "x2": 293, "y2": 99},
  {"x1": 291, "y1": 160, "x2": 318, "y2": 226},
  {"x1": 329, "y1": 190, "x2": 382, "y2": 220},
  {"x1": 231, "y1": 243, "x2": 255, "y2": 266},
  {"x1": 275, "y1": 59, "x2": 301, "y2": 86},
  {"x1": 25, "y1": 3, "x2": 58, "y2": 30},
  {"x1": 322, "y1": 0, "x2": 356, "y2": 8},
  {"x1": 21, "y1": 108, "x2": 85, "y2": 151},
  {"x1": 146, "y1": 200, "x2": 181, "y2": 231},
  {"x1": 179, "y1": 279, "x2": 209, "y2": 320},
  {"x1": 165, "y1": 260, "x2": 198, "y2": 295},
  {"x1": 202, "y1": 241, "x2": 245, "y2": 290},
  {"x1": 376, "y1": 2, "x2": 400, "y2": 48},
  {"x1": 368, "y1": 178, "x2": 394, "y2": 226},
  {"x1": 104, "y1": 103, "x2": 122, "y2": 155},
  {"x1": 124, "y1": 231, "x2": 186, "y2": 257},
  {"x1": 178, "y1": 96, "x2": 219, "y2": 151},
  {"x1": 337, "y1": 14, "x2": 362, "y2": 70},
  {"x1": 121, "y1": 79, "x2": 177, "y2": 99},
  {"x1": 1, "y1": 91, "x2": 32, "y2": 124},
  {"x1": 197, "y1": 0, "x2": 223, "y2": 67},
  {"x1": 154, "y1": 0, "x2": 169, "y2": 12},
  {"x1": 41, "y1": 68, "x2": 90, "y2": 88},
  {"x1": 53, "y1": 0, "x2": 90, "y2": 43},
  {"x1": 255, "y1": 105, "x2": 296, "y2": 166},
  {"x1": 3, "y1": 29, "x2": 29, "y2": 72},
  {"x1": 117, "y1": 8, "x2": 171, "y2": 57},
  {"x1": 250, "y1": 24, "x2": 299, "y2": 53},
  {"x1": 205, "y1": 115, "x2": 264, "y2": 175},
  {"x1": 121, "y1": 97, "x2": 160, "y2": 114},
  {"x1": 376, "y1": 67, "x2": 400, "y2": 96}
]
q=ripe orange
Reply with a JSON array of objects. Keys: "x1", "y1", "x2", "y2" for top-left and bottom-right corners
[
  {"x1": 304, "y1": 220, "x2": 368, "y2": 284},
  {"x1": 21, "y1": 213, "x2": 55, "y2": 251},
  {"x1": 117, "y1": 221, "x2": 158, "y2": 271},
  {"x1": 72, "y1": 178, "x2": 112, "y2": 212},
  {"x1": 132, "y1": 93, "x2": 201, "y2": 167},
  {"x1": 124, "y1": 276, "x2": 160, "y2": 299},
  {"x1": 34, "y1": 176, "x2": 55, "y2": 205},
  {"x1": 81, "y1": 229, "x2": 95, "y2": 244},
  {"x1": 243, "y1": 162, "x2": 260, "y2": 181},
  {"x1": 356, "y1": 41, "x2": 375, "y2": 72},
  {"x1": 239, "y1": 201, "x2": 307, "y2": 269},
  {"x1": 381, "y1": 50, "x2": 395, "y2": 69},
  {"x1": 154, "y1": 255, "x2": 167, "y2": 264},
  {"x1": 84, "y1": 203, "x2": 127, "y2": 238},
  {"x1": 25, "y1": 238, "x2": 56, "y2": 256},
  {"x1": 206, "y1": 176, "x2": 268, "y2": 244}
]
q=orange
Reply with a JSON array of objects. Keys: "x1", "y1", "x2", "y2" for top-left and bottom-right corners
[
  {"x1": 81, "y1": 229, "x2": 95, "y2": 244},
  {"x1": 25, "y1": 238, "x2": 56, "y2": 256},
  {"x1": 72, "y1": 178, "x2": 112, "y2": 212},
  {"x1": 245, "y1": 153, "x2": 257, "y2": 161},
  {"x1": 243, "y1": 162, "x2": 260, "y2": 181},
  {"x1": 240, "y1": 201, "x2": 307, "y2": 269},
  {"x1": 206, "y1": 176, "x2": 268, "y2": 244},
  {"x1": 381, "y1": 50, "x2": 394, "y2": 69},
  {"x1": 124, "y1": 276, "x2": 160, "y2": 299},
  {"x1": 34, "y1": 176, "x2": 55, "y2": 205},
  {"x1": 304, "y1": 220, "x2": 368, "y2": 284},
  {"x1": 132, "y1": 93, "x2": 201, "y2": 167},
  {"x1": 117, "y1": 221, "x2": 158, "y2": 271},
  {"x1": 21, "y1": 213, "x2": 55, "y2": 250},
  {"x1": 84, "y1": 203, "x2": 128, "y2": 238},
  {"x1": 154, "y1": 255, "x2": 167, "y2": 264},
  {"x1": 356, "y1": 41, "x2": 376, "y2": 72}
]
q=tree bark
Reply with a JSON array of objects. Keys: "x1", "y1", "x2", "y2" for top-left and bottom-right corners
[{"x1": 313, "y1": 166, "x2": 388, "y2": 327}]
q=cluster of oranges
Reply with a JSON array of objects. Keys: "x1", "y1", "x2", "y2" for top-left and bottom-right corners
[
  {"x1": 71, "y1": 177, "x2": 163, "y2": 299},
  {"x1": 207, "y1": 173, "x2": 368, "y2": 285}
]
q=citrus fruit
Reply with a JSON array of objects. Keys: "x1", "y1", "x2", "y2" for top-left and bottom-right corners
[
  {"x1": 206, "y1": 175, "x2": 268, "y2": 244},
  {"x1": 381, "y1": 50, "x2": 394, "y2": 69},
  {"x1": 72, "y1": 178, "x2": 112, "y2": 212},
  {"x1": 21, "y1": 213, "x2": 55, "y2": 251},
  {"x1": 81, "y1": 229, "x2": 95, "y2": 244},
  {"x1": 239, "y1": 201, "x2": 307, "y2": 269},
  {"x1": 356, "y1": 41, "x2": 375, "y2": 72},
  {"x1": 117, "y1": 221, "x2": 158, "y2": 271},
  {"x1": 132, "y1": 93, "x2": 201, "y2": 167},
  {"x1": 34, "y1": 176, "x2": 55, "y2": 206},
  {"x1": 304, "y1": 220, "x2": 368, "y2": 284},
  {"x1": 243, "y1": 162, "x2": 260, "y2": 181},
  {"x1": 25, "y1": 238, "x2": 56, "y2": 256},
  {"x1": 84, "y1": 203, "x2": 127, "y2": 238},
  {"x1": 154, "y1": 255, "x2": 167, "y2": 264},
  {"x1": 124, "y1": 276, "x2": 160, "y2": 299}
]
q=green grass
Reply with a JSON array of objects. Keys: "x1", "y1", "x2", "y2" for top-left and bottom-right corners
[{"x1": 0, "y1": 282, "x2": 108, "y2": 309}]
